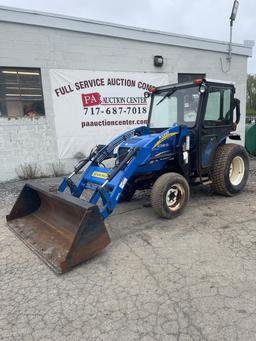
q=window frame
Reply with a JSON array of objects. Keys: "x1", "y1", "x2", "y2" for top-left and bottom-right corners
[
  {"x1": 148, "y1": 84, "x2": 201, "y2": 131},
  {"x1": 203, "y1": 86, "x2": 234, "y2": 128},
  {"x1": 0, "y1": 66, "x2": 45, "y2": 119}
]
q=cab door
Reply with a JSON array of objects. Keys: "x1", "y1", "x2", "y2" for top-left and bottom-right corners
[{"x1": 200, "y1": 86, "x2": 234, "y2": 170}]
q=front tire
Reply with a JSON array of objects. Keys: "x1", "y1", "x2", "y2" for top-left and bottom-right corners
[
  {"x1": 151, "y1": 173, "x2": 190, "y2": 219},
  {"x1": 211, "y1": 143, "x2": 249, "y2": 196}
]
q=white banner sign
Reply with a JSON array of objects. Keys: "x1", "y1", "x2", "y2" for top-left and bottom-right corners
[{"x1": 50, "y1": 69, "x2": 168, "y2": 159}]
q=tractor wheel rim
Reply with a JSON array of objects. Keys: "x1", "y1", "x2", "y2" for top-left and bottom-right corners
[
  {"x1": 166, "y1": 184, "x2": 184, "y2": 211},
  {"x1": 229, "y1": 156, "x2": 245, "y2": 186}
]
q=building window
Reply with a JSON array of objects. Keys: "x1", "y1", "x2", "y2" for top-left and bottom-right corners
[
  {"x1": 0, "y1": 67, "x2": 45, "y2": 118},
  {"x1": 178, "y1": 73, "x2": 206, "y2": 83}
]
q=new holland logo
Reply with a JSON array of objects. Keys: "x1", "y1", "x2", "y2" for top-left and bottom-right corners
[{"x1": 153, "y1": 132, "x2": 178, "y2": 149}]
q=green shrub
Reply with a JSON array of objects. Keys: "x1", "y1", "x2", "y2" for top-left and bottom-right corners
[{"x1": 247, "y1": 108, "x2": 256, "y2": 116}]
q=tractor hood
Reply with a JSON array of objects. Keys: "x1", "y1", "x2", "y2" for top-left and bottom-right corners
[
  {"x1": 120, "y1": 126, "x2": 182, "y2": 150},
  {"x1": 120, "y1": 133, "x2": 160, "y2": 148}
]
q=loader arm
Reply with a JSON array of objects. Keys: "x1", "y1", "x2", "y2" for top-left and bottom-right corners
[
  {"x1": 58, "y1": 125, "x2": 148, "y2": 194},
  {"x1": 59, "y1": 125, "x2": 188, "y2": 219}
]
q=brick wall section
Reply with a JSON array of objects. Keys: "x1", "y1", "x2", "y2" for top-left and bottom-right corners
[
  {"x1": 0, "y1": 117, "x2": 57, "y2": 179},
  {"x1": 0, "y1": 22, "x2": 248, "y2": 181}
]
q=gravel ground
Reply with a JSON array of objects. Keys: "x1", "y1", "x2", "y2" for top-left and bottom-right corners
[{"x1": 0, "y1": 158, "x2": 256, "y2": 341}]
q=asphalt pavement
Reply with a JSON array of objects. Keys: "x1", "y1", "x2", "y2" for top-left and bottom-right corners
[{"x1": 0, "y1": 159, "x2": 256, "y2": 341}]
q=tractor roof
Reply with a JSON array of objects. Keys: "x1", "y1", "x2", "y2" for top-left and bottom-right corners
[{"x1": 156, "y1": 79, "x2": 235, "y2": 92}]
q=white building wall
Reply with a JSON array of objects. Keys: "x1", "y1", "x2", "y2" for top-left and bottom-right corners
[{"x1": 0, "y1": 21, "x2": 249, "y2": 181}]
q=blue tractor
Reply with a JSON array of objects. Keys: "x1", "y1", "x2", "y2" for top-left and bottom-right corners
[{"x1": 7, "y1": 79, "x2": 249, "y2": 273}]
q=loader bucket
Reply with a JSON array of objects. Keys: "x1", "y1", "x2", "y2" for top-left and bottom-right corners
[{"x1": 6, "y1": 183, "x2": 111, "y2": 273}]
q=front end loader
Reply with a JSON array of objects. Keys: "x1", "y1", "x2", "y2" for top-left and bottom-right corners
[{"x1": 6, "y1": 79, "x2": 249, "y2": 273}]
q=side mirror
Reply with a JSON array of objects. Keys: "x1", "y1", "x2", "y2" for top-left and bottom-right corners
[
  {"x1": 234, "y1": 98, "x2": 241, "y2": 124},
  {"x1": 231, "y1": 98, "x2": 240, "y2": 131}
]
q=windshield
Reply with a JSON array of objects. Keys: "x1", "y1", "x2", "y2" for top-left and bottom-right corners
[{"x1": 149, "y1": 86, "x2": 200, "y2": 129}]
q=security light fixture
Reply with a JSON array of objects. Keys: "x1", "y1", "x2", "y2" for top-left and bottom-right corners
[{"x1": 154, "y1": 55, "x2": 164, "y2": 67}]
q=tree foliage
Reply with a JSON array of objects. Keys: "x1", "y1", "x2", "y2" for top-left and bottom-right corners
[{"x1": 247, "y1": 74, "x2": 256, "y2": 115}]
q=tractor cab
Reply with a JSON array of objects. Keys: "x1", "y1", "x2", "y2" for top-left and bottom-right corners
[
  {"x1": 148, "y1": 79, "x2": 238, "y2": 131},
  {"x1": 148, "y1": 79, "x2": 241, "y2": 173}
]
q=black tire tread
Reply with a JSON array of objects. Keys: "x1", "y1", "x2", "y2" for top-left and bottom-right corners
[
  {"x1": 151, "y1": 172, "x2": 190, "y2": 219},
  {"x1": 211, "y1": 143, "x2": 248, "y2": 196}
]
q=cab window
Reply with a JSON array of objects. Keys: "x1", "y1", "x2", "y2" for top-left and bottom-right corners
[
  {"x1": 150, "y1": 86, "x2": 199, "y2": 129},
  {"x1": 204, "y1": 88, "x2": 232, "y2": 127}
]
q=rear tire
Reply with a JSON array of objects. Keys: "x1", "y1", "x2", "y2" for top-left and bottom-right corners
[
  {"x1": 151, "y1": 172, "x2": 190, "y2": 219},
  {"x1": 211, "y1": 143, "x2": 249, "y2": 196}
]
